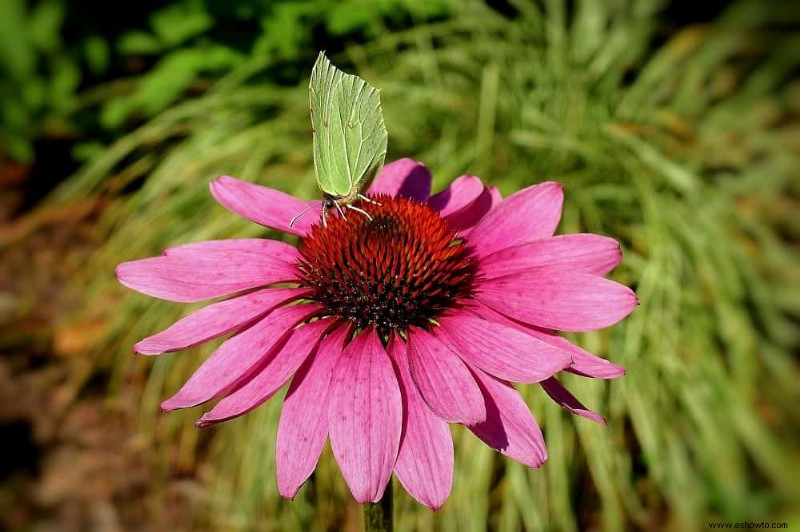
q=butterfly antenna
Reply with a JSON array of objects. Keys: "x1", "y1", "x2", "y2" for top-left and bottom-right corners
[{"x1": 290, "y1": 202, "x2": 320, "y2": 228}]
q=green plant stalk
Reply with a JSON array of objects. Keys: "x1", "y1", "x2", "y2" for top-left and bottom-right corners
[{"x1": 363, "y1": 483, "x2": 392, "y2": 532}]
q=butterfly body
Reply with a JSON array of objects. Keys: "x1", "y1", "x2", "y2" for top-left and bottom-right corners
[{"x1": 309, "y1": 52, "x2": 387, "y2": 225}]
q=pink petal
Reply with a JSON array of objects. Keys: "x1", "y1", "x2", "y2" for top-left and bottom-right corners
[
  {"x1": 438, "y1": 312, "x2": 571, "y2": 383},
  {"x1": 467, "y1": 181, "x2": 564, "y2": 258},
  {"x1": 468, "y1": 370, "x2": 547, "y2": 467},
  {"x1": 478, "y1": 234, "x2": 623, "y2": 279},
  {"x1": 160, "y1": 303, "x2": 321, "y2": 411},
  {"x1": 540, "y1": 377, "x2": 607, "y2": 424},
  {"x1": 477, "y1": 271, "x2": 638, "y2": 332},
  {"x1": 388, "y1": 336, "x2": 453, "y2": 510},
  {"x1": 196, "y1": 318, "x2": 333, "y2": 427},
  {"x1": 470, "y1": 302, "x2": 625, "y2": 378},
  {"x1": 406, "y1": 327, "x2": 486, "y2": 425},
  {"x1": 134, "y1": 287, "x2": 309, "y2": 355},
  {"x1": 160, "y1": 238, "x2": 299, "y2": 260},
  {"x1": 276, "y1": 326, "x2": 350, "y2": 499},
  {"x1": 428, "y1": 177, "x2": 499, "y2": 235},
  {"x1": 487, "y1": 186, "x2": 503, "y2": 209},
  {"x1": 453, "y1": 187, "x2": 497, "y2": 236},
  {"x1": 116, "y1": 239, "x2": 300, "y2": 303},
  {"x1": 526, "y1": 329, "x2": 625, "y2": 379},
  {"x1": 328, "y1": 329, "x2": 402, "y2": 503},
  {"x1": 455, "y1": 185, "x2": 503, "y2": 237},
  {"x1": 427, "y1": 175, "x2": 484, "y2": 215},
  {"x1": 367, "y1": 158, "x2": 432, "y2": 201},
  {"x1": 210, "y1": 176, "x2": 319, "y2": 237}
]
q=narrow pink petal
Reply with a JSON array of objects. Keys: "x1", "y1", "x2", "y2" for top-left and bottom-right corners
[
  {"x1": 469, "y1": 302, "x2": 625, "y2": 378},
  {"x1": 540, "y1": 377, "x2": 606, "y2": 424},
  {"x1": 160, "y1": 238, "x2": 299, "y2": 261},
  {"x1": 134, "y1": 287, "x2": 309, "y2": 355},
  {"x1": 210, "y1": 176, "x2": 319, "y2": 237},
  {"x1": 477, "y1": 271, "x2": 638, "y2": 332},
  {"x1": 468, "y1": 369, "x2": 547, "y2": 467},
  {"x1": 367, "y1": 158, "x2": 432, "y2": 201},
  {"x1": 388, "y1": 336, "x2": 453, "y2": 510},
  {"x1": 196, "y1": 318, "x2": 333, "y2": 426},
  {"x1": 160, "y1": 304, "x2": 321, "y2": 411},
  {"x1": 328, "y1": 329, "x2": 403, "y2": 503},
  {"x1": 467, "y1": 181, "x2": 564, "y2": 258},
  {"x1": 116, "y1": 239, "x2": 301, "y2": 303},
  {"x1": 438, "y1": 312, "x2": 571, "y2": 383},
  {"x1": 478, "y1": 234, "x2": 623, "y2": 279},
  {"x1": 406, "y1": 327, "x2": 486, "y2": 425},
  {"x1": 526, "y1": 329, "x2": 625, "y2": 379},
  {"x1": 276, "y1": 326, "x2": 350, "y2": 499}
]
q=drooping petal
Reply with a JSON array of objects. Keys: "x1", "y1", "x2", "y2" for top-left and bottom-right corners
[
  {"x1": 540, "y1": 377, "x2": 607, "y2": 424},
  {"x1": 438, "y1": 312, "x2": 571, "y2": 383},
  {"x1": 210, "y1": 176, "x2": 319, "y2": 237},
  {"x1": 196, "y1": 318, "x2": 333, "y2": 426},
  {"x1": 406, "y1": 327, "x2": 486, "y2": 425},
  {"x1": 477, "y1": 271, "x2": 638, "y2": 332},
  {"x1": 389, "y1": 336, "x2": 453, "y2": 510},
  {"x1": 467, "y1": 181, "x2": 564, "y2": 258},
  {"x1": 116, "y1": 239, "x2": 301, "y2": 303},
  {"x1": 469, "y1": 302, "x2": 625, "y2": 378},
  {"x1": 328, "y1": 329, "x2": 402, "y2": 504},
  {"x1": 276, "y1": 326, "x2": 350, "y2": 499},
  {"x1": 478, "y1": 234, "x2": 623, "y2": 279},
  {"x1": 525, "y1": 328, "x2": 625, "y2": 379},
  {"x1": 160, "y1": 304, "x2": 321, "y2": 411},
  {"x1": 134, "y1": 287, "x2": 310, "y2": 355},
  {"x1": 468, "y1": 369, "x2": 547, "y2": 468},
  {"x1": 367, "y1": 158, "x2": 431, "y2": 201}
]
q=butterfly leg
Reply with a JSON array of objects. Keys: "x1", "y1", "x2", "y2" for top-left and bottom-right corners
[
  {"x1": 347, "y1": 204, "x2": 374, "y2": 221},
  {"x1": 321, "y1": 205, "x2": 329, "y2": 227},
  {"x1": 358, "y1": 194, "x2": 381, "y2": 206},
  {"x1": 334, "y1": 202, "x2": 348, "y2": 221}
]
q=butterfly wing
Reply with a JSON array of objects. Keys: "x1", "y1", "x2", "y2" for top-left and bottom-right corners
[{"x1": 310, "y1": 52, "x2": 387, "y2": 200}]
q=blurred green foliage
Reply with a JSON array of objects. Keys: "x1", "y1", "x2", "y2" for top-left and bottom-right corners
[
  {"x1": 0, "y1": 0, "x2": 82, "y2": 161},
  {"x1": 102, "y1": 0, "x2": 446, "y2": 129},
  {"x1": 39, "y1": 0, "x2": 800, "y2": 530},
  {"x1": 0, "y1": 0, "x2": 446, "y2": 163}
]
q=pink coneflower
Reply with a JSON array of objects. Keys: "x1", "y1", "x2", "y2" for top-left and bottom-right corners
[{"x1": 116, "y1": 158, "x2": 636, "y2": 509}]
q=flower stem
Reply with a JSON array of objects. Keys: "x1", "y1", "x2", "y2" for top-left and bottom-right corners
[{"x1": 363, "y1": 482, "x2": 393, "y2": 532}]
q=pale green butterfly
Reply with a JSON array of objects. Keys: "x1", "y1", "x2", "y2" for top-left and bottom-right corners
[{"x1": 292, "y1": 52, "x2": 388, "y2": 227}]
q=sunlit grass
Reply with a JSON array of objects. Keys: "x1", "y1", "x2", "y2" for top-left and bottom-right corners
[{"x1": 57, "y1": 0, "x2": 799, "y2": 529}]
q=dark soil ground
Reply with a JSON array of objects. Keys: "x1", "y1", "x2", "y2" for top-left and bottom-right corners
[{"x1": 0, "y1": 156, "x2": 197, "y2": 531}]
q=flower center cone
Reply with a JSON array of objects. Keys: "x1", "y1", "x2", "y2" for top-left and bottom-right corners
[{"x1": 298, "y1": 195, "x2": 475, "y2": 337}]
